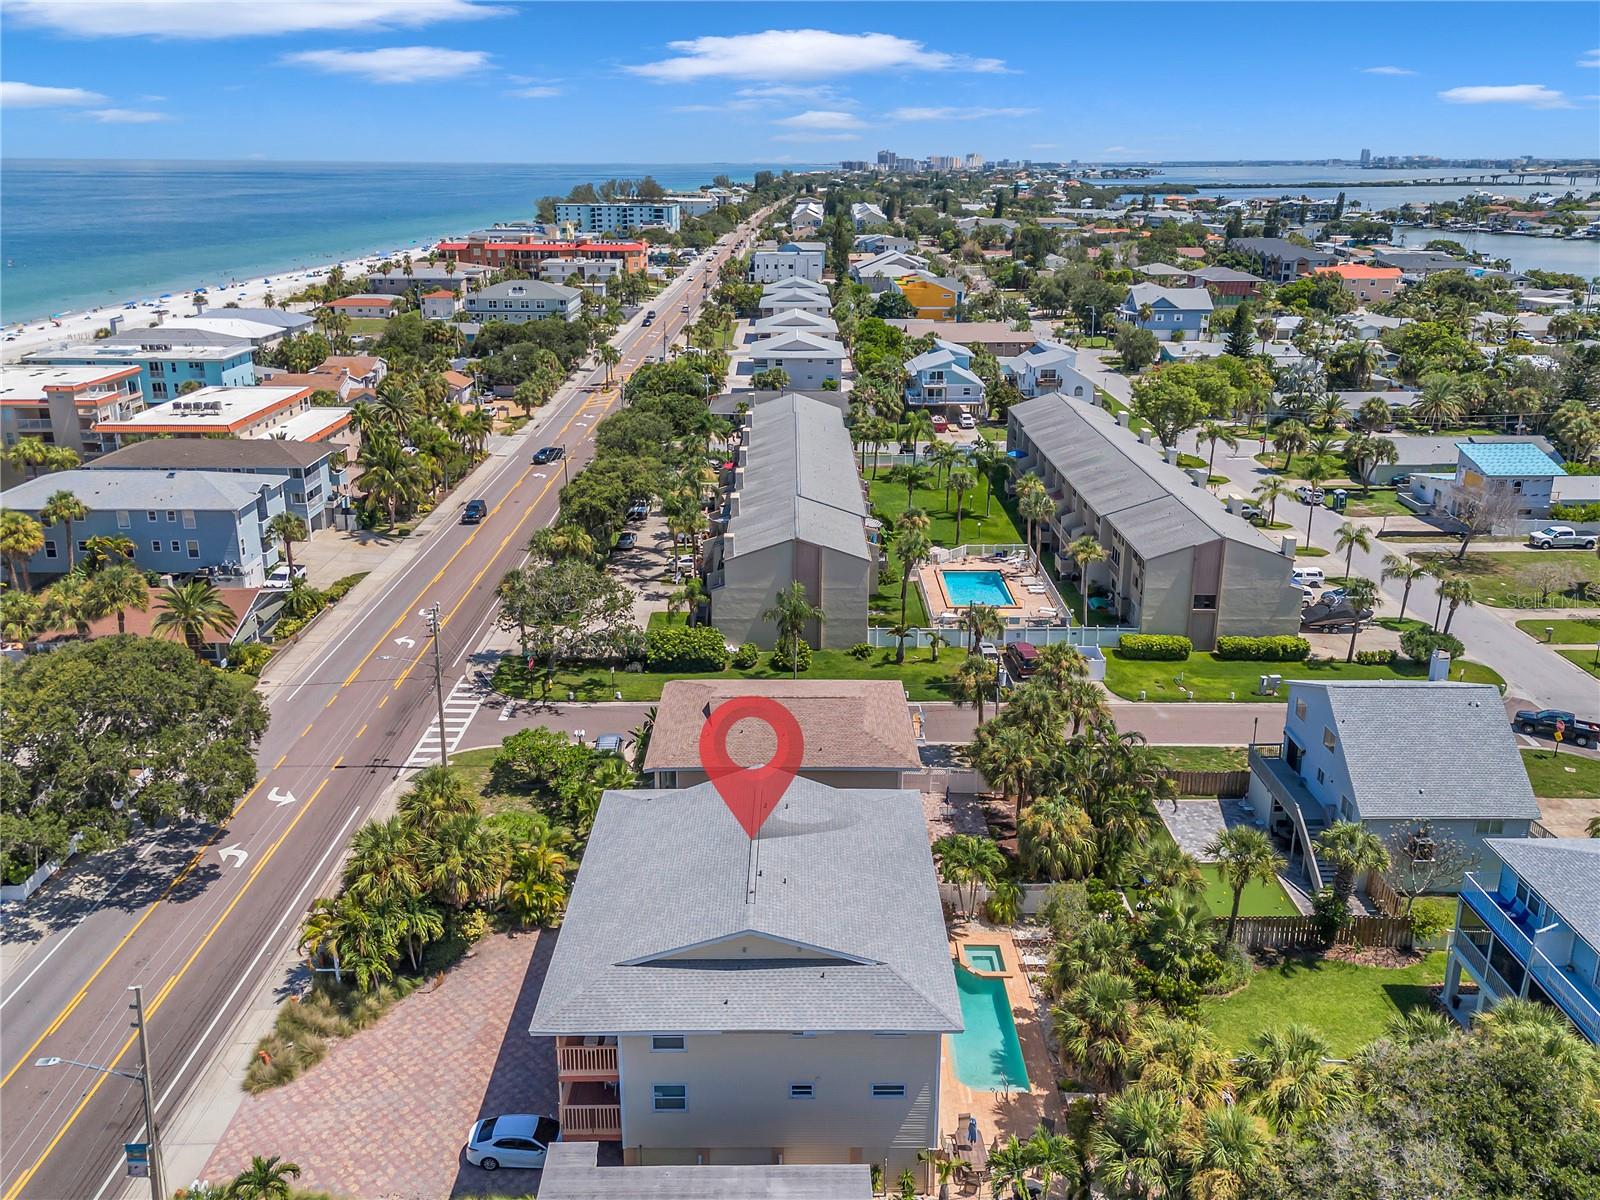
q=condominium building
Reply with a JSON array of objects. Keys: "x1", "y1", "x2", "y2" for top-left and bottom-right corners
[
  {"x1": 0, "y1": 365, "x2": 145, "y2": 461},
  {"x1": 555, "y1": 201, "x2": 682, "y2": 233},
  {"x1": 463, "y1": 280, "x2": 582, "y2": 324},
  {"x1": 436, "y1": 237, "x2": 648, "y2": 275},
  {"x1": 364, "y1": 263, "x2": 488, "y2": 294},
  {"x1": 93, "y1": 384, "x2": 355, "y2": 452},
  {"x1": 26, "y1": 329, "x2": 258, "y2": 402},
  {"x1": 748, "y1": 242, "x2": 825, "y2": 284}
]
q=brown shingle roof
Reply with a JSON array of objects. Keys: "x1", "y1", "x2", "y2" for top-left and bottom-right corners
[{"x1": 642, "y1": 679, "x2": 922, "y2": 774}]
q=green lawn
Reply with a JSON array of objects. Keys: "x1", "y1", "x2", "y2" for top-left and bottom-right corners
[
  {"x1": 1295, "y1": 546, "x2": 1329, "y2": 558},
  {"x1": 1557, "y1": 649, "x2": 1600, "y2": 679},
  {"x1": 492, "y1": 648, "x2": 963, "y2": 703},
  {"x1": 870, "y1": 551, "x2": 932, "y2": 629},
  {"x1": 1413, "y1": 551, "x2": 1600, "y2": 609},
  {"x1": 1199, "y1": 952, "x2": 1447, "y2": 1057},
  {"x1": 1520, "y1": 748, "x2": 1600, "y2": 799},
  {"x1": 443, "y1": 745, "x2": 526, "y2": 815},
  {"x1": 1197, "y1": 864, "x2": 1300, "y2": 919},
  {"x1": 1148, "y1": 746, "x2": 1248, "y2": 773},
  {"x1": 344, "y1": 316, "x2": 393, "y2": 336},
  {"x1": 867, "y1": 468, "x2": 1023, "y2": 550},
  {"x1": 1515, "y1": 617, "x2": 1600, "y2": 644},
  {"x1": 1342, "y1": 489, "x2": 1413, "y2": 518},
  {"x1": 1103, "y1": 650, "x2": 1504, "y2": 702}
]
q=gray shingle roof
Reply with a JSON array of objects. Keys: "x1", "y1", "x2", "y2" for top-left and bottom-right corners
[
  {"x1": 471, "y1": 279, "x2": 580, "y2": 301},
  {"x1": 1484, "y1": 838, "x2": 1600, "y2": 949},
  {"x1": 1, "y1": 468, "x2": 269, "y2": 514},
  {"x1": 1308, "y1": 682, "x2": 1542, "y2": 822},
  {"x1": 727, "y1": 394, "x2": 868, "y2": 560},
  {"x1": 1123, "y1": 283, "x2": 1214, "y2": 313},
  {"x1": 528, "y1": 780, "x2": 962, "y2": 1035},
  {"x1": 1228, "y1": 237, "x2": 1336, "y2": 265}
]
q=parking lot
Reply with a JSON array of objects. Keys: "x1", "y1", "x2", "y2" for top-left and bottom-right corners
[{"x1": 603, "y1": 503, "x2": 696, "y2": 627}]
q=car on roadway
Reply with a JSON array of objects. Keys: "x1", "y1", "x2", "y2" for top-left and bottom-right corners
[
  {"x1": 681, "y1": 304, "x2": 690, "y2": 314},
  {"x1": 460, "y1": 498, "x2": 488, "y2": 524},
  {"x1": 1528, "y1": 525, "x2": 1597, "y2": 550},
  {"x1": 465, "y1": 1113, "x2": 560, "y2": 1171},
  {"x1": 625, "y1": 500, "x2": 650, "y2": 522},
  {"x1": 531, "y1": 446, "x2": 565, "y2": 465},
  {"x1": 1295, "y1": 485, "x2": 1325, "y2": 505},
  {"x1": 614, "y1": 532, "x2": 637, "y2": 552},
  {"x1": 1514, "y1": 708, "x2": 1599, "y2": 748}
]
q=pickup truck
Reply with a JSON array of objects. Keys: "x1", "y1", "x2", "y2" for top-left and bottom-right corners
[
  {"x1": 1527, "y1": 525, "x2": 1597, "y2": 550},
  {"x1": 1514, "y1": 708, "x2": 1600, "y2": 748}
]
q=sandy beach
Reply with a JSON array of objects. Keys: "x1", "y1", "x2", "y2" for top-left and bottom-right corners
[{"x1": 0, "y1": 239, "x2": 444, "y2": 365}]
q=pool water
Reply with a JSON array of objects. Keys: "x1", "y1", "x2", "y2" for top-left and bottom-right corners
[
  {"x1": 941, "y1": 569, "x2": 1015, "y2": 608},
  {"x1": 950, "y1": 966, "x2": 1030, "y2": 1092},
  {"x1": 962, "y1": 944, "x2": 1005, "y2": 973}
]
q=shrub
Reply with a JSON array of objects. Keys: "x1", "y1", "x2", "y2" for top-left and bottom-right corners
[
  {"x1": 227, "y1": 643, "x2": 276, "y2": 676},
  {"x1": 274, "y1": 614, "x2": 309, "y2": 641},
  {"x1": 324, "y1": 572, "x2": 369, "y2": 603},
  {"x1": 1400, "y1": 627, "x2": 1464, "y2": 663},
  {"x1": 645, "y1": 624, "x2": 731, "y2": 671},
  {"x1": 1408, "y1": 896, "x2": 1456, "y2": 944},
  {"x1": 1118, "y1": 633, "x2": 1192, "y2": 660},
  {"x1": 1354, "y1": 648, "x2": 1398, "y2": 665},
  {"x1": 1311, "y1": 885, "x2": 1350, "y2": 943},
  {"x1": 452, "y1": 908, "x2": 490, "y2": 943},
  {"x1": 1215, "y1": 635, "x2": 1311, "y2": 662},
  {"x1": 1551, "y1": 501, "x2": 1600, "y2": 523},
  {"x1": 770, "y1": 640, "x2": 812, "y2": 673},
  {"x1": 847, "y1": 642, "x2": 873, "y2": 660},
  {"x1": 983, "y1": 878, "x2": 1022, "y2": 925},
  {"x1": 731, "y1": 642, "x2": 760, "y2": 669}
]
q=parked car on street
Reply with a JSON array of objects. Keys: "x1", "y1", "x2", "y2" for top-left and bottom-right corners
[
  {"x1": 613, "y1": 532, "x2": 637, "y2": 552},
  {"x1": 1527, "y1": 525, "x2": 1597, "y2": 550},
  {"x1": 1514, "y1": 709, "x2": 1600, "y2": 748},
  {"x1": 465, "y1": 1114, "x2": 560, "y2": 1171},
  {"x1": 1295, "y1": 485, "x2": 1325, "y2": 505},
  {"x1": 625, "y1": 500, "x2": 650, "y2": 522}
]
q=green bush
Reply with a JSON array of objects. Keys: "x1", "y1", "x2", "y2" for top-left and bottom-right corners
[
  {"x1": 1214, "y1": 635, "x2": 1312, "y2": 662},
  {"x1": 227, "y1": 643, "x2": 276, "y2": 676},
  {"x1": 1118, "y1": 634, "x2": 1192, "y2": 660},
  {"x1": 847, "y1": 642, "x2": 873, "y2": 660},
  {"x1": 1408, "y1": 896, "x2": 1455, "y2": 943},
  {"x1": 274, "y1": 614, "x2": 310, "y2": 640},
  {"x1": 731, "y1": 642, "x2": 760, "y2": 669},
  {"x1": 1355, "y1": 648, "x2": 1398, "y2": 665},
  {"x1": 325, "y1": 572, "x2": 369, "y2": 603},
  {"x1": 1311, "y1": 886, "x2": 1350, "y2": 942},
  {"x1": 770, "y1": 640, "x2": 812, "y2": 673},
  {"x1": 1400, "y1": 627, "x2": 1464, "y2": 663},
  {"x1": 644, "y1": 624, "x2": 731, "y2": 671},
  {"x1": 1551, "y1": 501, "x2": 1600, "y2": 523}
]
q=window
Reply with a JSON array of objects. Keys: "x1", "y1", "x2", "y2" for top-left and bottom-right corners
[
  {"x1": 42, "y1": 540, "x2": 58, "y2": 559},
  {"x1": 871, "y1": 1084, "x2": 906, "y2": 1099},
  {"x1": 181, "y1": 510, "x2": 196, "y2": 529},
  {"x1": 165, "y1": 511, "x2": 177, "y2": 523},
  {"x1": 151, "y1": 541, "x2": 162, "y2": 555},
  {"x1": 1323, "y1": 727, "x2": 1337, "y2": 750},
  {"x1": 1316, "y1": 767, "x2": 1326, "y2": 784},
  {"x1": 1476, "y1": 819, "x2": 1506, "y2": 835},
  {"x1": 170, "y1": 540, "x2": 181, "y2": 553},
  {"x1": 151, "y1": 381, "x2": 167, "y2": 398},
  {"x1": 1153, "y1": 313, "x2": 1164, "y2": 322},
  {"x1": 1294, "y1": 698, "x2": 1307, "y2": 720},
  {"x1": 186, "y1": 541, "x2": 200, "y2": 559},
  {"x1": 147, "y1": 511, "x2": 157, "y2": 522},
  {"x1": 651, "y1": 1084, "x2": 687, "y2": 1112},
  {"x1": 650, "y1": 1035, "x2": 686, "y2": 1052},
  {"x1": 1192, "y1": 594, "x2": 1217, "y2": 611},
  {"x1": 789, "y1": 1084, "x2": 815, "y2": 1100},
  {"x1": 116, "y1": 510, "x2": 131, "y2": 530}
]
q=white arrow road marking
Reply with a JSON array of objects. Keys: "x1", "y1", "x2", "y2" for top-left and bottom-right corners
[
  {"x1": 218, "y1": 844, "x2": 248, "y2": 868},
  {"x1": 394, "y1": 636, "x2": 416, "y2": 649},
  {"x1": 268, "y1": 787, "x2": 297, "y2": 806}
]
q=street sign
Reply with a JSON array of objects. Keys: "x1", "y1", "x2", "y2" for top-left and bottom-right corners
[{"x1": 125, "y1": 1143, "x2": 150, "y2": 1178}]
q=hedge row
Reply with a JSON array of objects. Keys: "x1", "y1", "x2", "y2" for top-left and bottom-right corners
[
  {"x1": 644, "y1": 625, "x2": 731, "y2": 671},
  {"x1": 1119, "y1": 634, "x2": 1192, "y2": 661},
  {"x1": 1215, "y1": 635, "x2": 1311, "y2": 662}
]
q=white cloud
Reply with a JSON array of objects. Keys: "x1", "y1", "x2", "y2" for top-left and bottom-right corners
[
  {"x1": 1102, "y1": 145, "x2": 1134, "y2": 153},
  {"x1": 6, "y1": 0, "x2": 503, "y2": 39},
  {"x1": 1, "y1": 81, "x2": 107, "y2": 107},
  {"x1": 283, "y1": 46, "x2": 490, "y2": 83},
  {"x1": 509, "y1": 85, "x2": 560, "y2": 98},
  {"x1": 1361, "y1": 65, "x2": 1416, "y2": 76},
  {"x1": 85, "y1": 108, "x2": 171, "y2": 123},
  {"x1": 775, "y1": 109, "x2": 864, "y2": 130},
  {"x1": 889, "y1": 105, "x2": 1035, "y2": 121},
  {"x1": 1438, "y1": 83, "x2": 1573, "y2": 109},
  {"x1": 1030, "y1": 142, "x2": 1058, "y2": 150},
  {"x1": 1580, "y1": 49, "x2": 1600, "y2": 68},
  {"x1": 627, "y1": 30, "x2": 1007, "y2": 81},
  {"x1": 772, "y1": 131, "x2": 862, "y2": 143}
]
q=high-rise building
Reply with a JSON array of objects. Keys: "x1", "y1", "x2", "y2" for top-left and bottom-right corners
[{"x1": 1360, "y1": 148, "x2": 1372, "y2": 165}]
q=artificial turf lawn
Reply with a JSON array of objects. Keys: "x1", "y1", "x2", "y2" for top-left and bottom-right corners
[
  {"x1": 1196, "y1": 864, "x2": 1301, "y2": 919},
  {"x1": 1148, "y1": 745, "x2": 1249, "y2": 773},
  {"x1": 1103, "y1": 650, "x2": 1504, "y2": 702}
]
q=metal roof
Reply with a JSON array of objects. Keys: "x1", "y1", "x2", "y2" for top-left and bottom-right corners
[{"x1": 540, "y1": 1144, "x2": 871, "y2": 1199}]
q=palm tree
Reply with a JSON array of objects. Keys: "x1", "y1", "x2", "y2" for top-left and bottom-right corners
[
  {"x1": 1018, "y1": 795, "x2": 1097, "y2": 881},
  {"x1": 0, "y1": 510, "x2": 45, "y2": 591},
  {"x1": 894, "y1": 529, "x2": 932, "y2": 663},
  {"x1": 1203, "y1": 826, "x2": 1285, "y2": 943},
  {"x1": 1128, "y1": 1015, "x2": 1235, "y2": 1109},
  {"x1": 1384, "y1": 1009, "x2": 1459, "y2": 1047},
  {"x1": 1302, "y1": 460, "x2": 1329, "y2": 546},
  {"x1": 1019, "y1": 487, "x2": 1055, "y2": 568},
  {"x1": 41, "y1": 573, "x2": 106, "y2": 639},
  {"x1": 889, "y1": 461, "x2": 932, "y2": 509},
  {"x1": 1380, "y1": 553, "x2": 1428, "y2": 624},
  {"x1": 1271, "y1": 419, "x2": 1309, "y2": 472},
  {"x1": 266, "y1": 512, "x2": 309, "y2": 578},
  {"x1": 82, "y1": 533, "x2": 135, "y2": 571},
  {"x1": 951, "y1": 652, "x2": 998, "y2": 723},
  {"x1": 152, "y1": 580, "x2": 237, "y2": 658},
  {"x1": 1236, "y1": 1023, "x2": 1352, "y2": 1131},
  {"x1": 1315, "y1": 820, "x2": 1390, "y2": 910},
  {"x1": 668, "y1": 576, "x2": 707, "y2": 625},
  {"x1": 1089, "y1": 1091, "x2": 1180, "y2": 1200},
  {"x1": 598, "y1": 342, "x2": 621, "y2": 385},
  {"x1": 38, "y1": 490, "x2": 89, "y2": 570},
  {"x1": 1413, "y1": 376, "x2": 1462, "y2": 431},
  {"x1": 987, "y1": 1136, "x2": 1035, "y2": 1200},
  {"x1": 900, "y1": 410, "x2": 936, "y2": 459},
  {"x1": 0, "y1": 591, "x2": 42, "y2": 644},
  {"x1": 1198, "y1": 420, "x2": 1238, "y2": 484},
  {"x1": 396, "y1": 766, "x2": 476, "y2": 834},
  {"x1": 762, "y1": 580, "x2": 824, "y2": 678},
  {"x1": 971, "y1": 435, "x2": 1002, "y2": 515},
  {"x1": 6, "y1": 436, "x2": 49, "y2": 479},
  {"x1": 1438, "y1": 575, "x2": 1474, "y2": 635},
  {"x1": 948, "y1": 465, "x2": 978, "y2": 543},
  {"x1": 1054, "y1": 969, "x2": 1140, "y2": 1089},
  {"x1": 1333, "y1": 520, "x2": 1372, "y2": 579},
  {"x1": 1178, "y1": 1103, "x2": 1270, "y2": 1200},
  {"x1": 225, "y1": 1154, "x2": 302, "y2": 1200},
  {"x1": 341, "y1": 815, "x2": 420, "y2": 906},
  {"x1": 963, "y1": 602, "x2": 1004, "y2": 655},
  {"x1": 1340, "y1": 577, "x2": 1379, "y2": 662},
  {"x1": 1065, "y1": 535, "x2": 1107, "y2": 628},
  {"x1": 417, "y1": 814, "x2": 511, "y2": 909},
  {"x1": 931, "y1": 833, "x2": 1004, "y2": 919},
  {"x1": 1252, "y1": 477, "x2": 1291, "y2": 527},
  {"x1": 358, "y1": 437, "x2": 427, "y2": 528}
]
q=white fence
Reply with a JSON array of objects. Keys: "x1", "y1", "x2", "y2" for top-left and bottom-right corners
[
  {"x1": 867, "y1": 625, "x2": 1125, "y2": 655},
  {"x1": 0, "y1": 833, "x2": 83, "y2": 904}
]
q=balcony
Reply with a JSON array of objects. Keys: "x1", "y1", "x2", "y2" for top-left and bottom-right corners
[
  {"x1": 556, "y1": 1037, "x2": 618, "y2": 1079},
  {"x1": 560, "y1": 1079, "x2": 620, "y2": 1141}
]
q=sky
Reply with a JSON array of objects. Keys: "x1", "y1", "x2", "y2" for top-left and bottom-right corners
[{"x1": 2, "y1": 0, "x2": 1598, "y2": 164}]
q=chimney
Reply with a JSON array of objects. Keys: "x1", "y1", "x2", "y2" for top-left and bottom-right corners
[
  {"x1": 1279, "y1": 535, "x2": 1297, "y2": 557},
  {"x1": 1428, "y1": 648, "x2": 1451, "y2": 682}
]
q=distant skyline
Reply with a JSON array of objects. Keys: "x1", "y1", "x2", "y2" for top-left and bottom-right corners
[{"x1": 2, "y1": 0, "x2": 1597, "y2": 163}]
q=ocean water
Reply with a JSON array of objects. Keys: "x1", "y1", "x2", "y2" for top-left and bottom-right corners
[{"x1": 0, "y1": 159, "x2": 807, "y2": 323}]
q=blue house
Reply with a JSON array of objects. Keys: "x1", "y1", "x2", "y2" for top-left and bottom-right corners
[
  {"x1": 1117, "y1": 283, "x2": 1214, "y2": 341},
  {"x1": 1, "y1": 468, "x2": 284, "y2": 586},
  {"x1": 1409, "y1": 440, "x2": 1568, "y2": 528},
  {"x1": 1446, "y1": 838, "x2": 1600, "y2": 1044},
  {"x1": 25, "y1": 329, "x2": 257, "y2": 404},
  {"x1": 904, "y1": 338, "x2": 985, "y2": 417}
]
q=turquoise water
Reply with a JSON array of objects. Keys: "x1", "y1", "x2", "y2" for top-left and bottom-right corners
[
  {"x1": 941, "y1": 569, "x2": 1014, "y2": 608},
  {"x1": 962, "y1": 944, "x2": 1005, "y2": 973},
  {"x1": 951, "y1": 966, "x2": 1030, "y2": 1092}
]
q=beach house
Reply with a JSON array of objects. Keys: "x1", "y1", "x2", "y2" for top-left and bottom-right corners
[
  {"x1": 1408, "y1": 441, "x2": 1567, "y2": 528},
  {"x1": 322, "y1": 295, "x2": 399, "y2": 321},
  {"x1": 895, "y1": 272, "x2": 965, "y2": 321},
  {"x1": 0, "y1": 365, "x2": 145, "y2": 463},
  {"x1": 1117, "y1": 284, "x2": 1214, "y2": 340},
  {"x1": 749, "y1": 242, "x2": 826, "y2": 284},
  {"x1": 999, "y1": 339, "x2": 1098, "y2": 400},
  {"x1": 904, "y1": 338, "x2": 986, "y2": 418},
  {"x1": 1313, "y1": 262, "x2": 1404, "y2": 304},
  {"x1": 737, "y1": 331, "x2": 846, "y2": 392},
  {"x1": 1227, "y1": 237, "x2": 1337, "y2": 282},
  {"x1": 463, "y1": 280, "x2": 582, "y2": 324},
  {"x1": 757, "y1": 279, "x2": 832, "y2": 320},
  {"x1": 25, "y1": 328, "x2": 259, "y2": 401}
]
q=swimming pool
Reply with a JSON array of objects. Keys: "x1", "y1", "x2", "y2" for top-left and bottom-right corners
[
  {"x1": 940, "y1": 569, "x2": 1015, "y2": 608},
  {"x1": 962, "y1": 944, "x2": 1005, "y2": 973},
  {"x1": 950, "y1": 966, "x2": 1030, "y2": 1092}
]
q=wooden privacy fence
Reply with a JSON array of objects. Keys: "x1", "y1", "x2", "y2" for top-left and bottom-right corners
[
  {"x1": 1165, "y1": 768, "x2": 1251, "y2": 797},
  {"x1": 1222, "y1": 914, "x2": 1414, "y2": 952}
]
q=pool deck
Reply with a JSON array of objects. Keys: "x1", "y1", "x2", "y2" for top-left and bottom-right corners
[
  {"x1": 919, "y1": 554, "x2": 1070, "y2": 627},
  {"x1": 941, "y1": 922, "x2": 1060, "y2": 1155}
]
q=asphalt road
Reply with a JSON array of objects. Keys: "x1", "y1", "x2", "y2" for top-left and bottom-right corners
[{"x1": 0, "y1": 214, "x2": 769, "y2": 1200}]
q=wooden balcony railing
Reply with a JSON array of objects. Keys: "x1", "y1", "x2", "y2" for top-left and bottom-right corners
[
  {"x1": 560, "y1": 1103, "x2": 621, "y2": 1140},
  {"x1": 556, "y1": 1043, "x2": 618, "y2": 1077}
]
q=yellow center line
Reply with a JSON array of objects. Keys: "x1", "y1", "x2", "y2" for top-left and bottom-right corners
[
  {"x1": 2, "y1": 772, "x2": 335, "y2": 1200},
  {"x1": 300, "y1": 721, "x2": 315, "y2": 738},
  {"x1": 355, "y1": 723, "x2": 367, "y2": 739},
  {"x1": 273, "y1": 753, "x2": 287, "y2": 770}
]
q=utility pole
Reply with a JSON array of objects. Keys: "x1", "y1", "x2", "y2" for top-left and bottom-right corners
[
  {"x1": 129, "y1": 985, "x2": 165, "y2": 1200},
  {"x1": 424, "y1": 603, "x2": 449, "y2": 766}
]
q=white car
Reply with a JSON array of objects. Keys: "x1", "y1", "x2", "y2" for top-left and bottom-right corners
[
  {"x1": 464, "y1": 1113, "x2": 560, "y2": 1171},
  {"x1": 957, "y1": 412, "x2": 977, "y2": 430},
  {"x1": 1528, "y1": 525, "x2": 1596, "y2": 550},
  {"x1": 978, "y1": 640, "x2": 1001, "y2": 661},
  {"x1": 1294, "y1": 485, "x2": 1324, "y2": 505},
  {"x1": 263, "y1": 563, "x2": 308, "y2": 589}
]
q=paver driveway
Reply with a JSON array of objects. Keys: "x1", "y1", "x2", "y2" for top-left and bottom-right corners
[{"x1": 204, "y1": 930, "x2": 558, "y2": 1199}]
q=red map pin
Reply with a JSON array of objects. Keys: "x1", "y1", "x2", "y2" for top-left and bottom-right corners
[{"x1": 698, "y1": 696, "x2": 804, "y2": 839}]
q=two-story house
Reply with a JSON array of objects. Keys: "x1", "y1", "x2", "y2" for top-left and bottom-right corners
[
  {"x1": 1245, "y1": 681, "x2": 1542, "y2": 899},
  {"x1": 850, "y1": 201, "x2": 887, "y2": 230},
  {"x1": 1227, "y1": 237, "x2": 1337, "y2": 282},
  {"x1": 738, "y1": 332, "x2": 845, "y2": 391},
  {"x1": 1444, "y1": 837, "x2": 1599, "y2": 1044},
  {"x1": 322, "y1": 294, "x2": 400, "y2": 321},
  {"x1": 895, "y1": 273, "x2": 964, "y2": 322},
  {"x1": 749, "y1": 242, "x2": 826, "y2": 284},
  {"x1": 758, "y1": 279, "x2": 832, "y2": 320},
  {"x1": 998, "y1": 339, "x2": 1098, "y2": 401},
  {"x1": 528, "y1": 777, "x2": 962, "y2": 1174},
  {"x1": 790, "y1": 200, "x2": 825, "y2": 234},
  {"x1": 1117, "y1": 284, "x2": 1214, "y2": 341},
  {"x1": 1313, "y1": 262, "x2": 1403, "y2": 304},
  {"x1": 904, "y1": 339, "x2": 985, "y2": 418},
  {"x1": 1408, "y1": 441, "x2": 1567, "y2": 530},
  {"x1": 464, "y1": 280, "x2": 582, "y2": 324},
  {"x1": 746, "y1": 310, "x2": 839, "y2": 342}
]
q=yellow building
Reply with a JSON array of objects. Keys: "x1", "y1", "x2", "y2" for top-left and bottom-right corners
[{"x1": 896, "y1": 273, "x2": 964, "y2": 321}]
